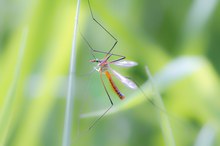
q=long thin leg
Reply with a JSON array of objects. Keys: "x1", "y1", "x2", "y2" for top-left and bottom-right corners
[
  {"x1": 77, "y1": 71, "x2": 95, "y2": 135},
  {"x1": 109, "y1": 56, "x2": 126, "y2": 64},
  {"x1": 88, "y1": 72, "x2": 113, "y2": 130},
  {"x1": 81, "y1": 32, "x2": 125, "y2": 61},
  {"x1": 88, "y1": 0, "x2": 118, "y2": 55},
  {"x1": 105, "y1": 53, "x2": 126, "y2": 64},
  {"x1": 124, "y1": 76, "x2": 167, "y2": 114},
  {"x1": 81, "y1": 32, "x2": 123, "y2": 58}
]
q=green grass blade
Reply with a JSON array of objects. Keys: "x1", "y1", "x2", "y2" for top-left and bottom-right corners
[
  {"x1": 62, "y1": 0, "x2": 80, "y2": 146},
  {"x1": 0, "y1": 28, "x2": 28, "y2": 145},
  {"x1": 146, "y1": 67, "x2": 175, "y2": 146},
  {"x1": 194, "y1": 123, "x2": 216, "y2": 146}
]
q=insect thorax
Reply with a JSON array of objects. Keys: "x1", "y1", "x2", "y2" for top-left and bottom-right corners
[{"x1": 95, "y1": 63, "x2": 109, "y2": 72}]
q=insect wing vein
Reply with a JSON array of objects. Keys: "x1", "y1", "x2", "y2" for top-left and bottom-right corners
[
  {"x1": 111, "y1": 69, "x2": 137, "y2": 89},
  {"x1": 112, "y1": 60, "x2": 138, "y2": 67}
]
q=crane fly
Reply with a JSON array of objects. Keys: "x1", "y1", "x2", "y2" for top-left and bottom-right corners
[
  {"x1": 90, "y1": 55, "x2": 138, "y2": 99},
  {"x1": 81, "y1": 44, "x2": 139, "y2": 130},
  {"x1": 80, "y1": 0, "x2": 139, "y2": 130}
]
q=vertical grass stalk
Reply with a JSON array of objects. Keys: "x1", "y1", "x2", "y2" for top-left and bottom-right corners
[
  {"x1": 146, "y1": 67, "x2": 176, "y2": 146},
  {"x1": 62, "y1": 0, "x2": 80, "y2": 146},
  {"x1": 0, "y1": 27, "x2": 28, "y2": 144}
]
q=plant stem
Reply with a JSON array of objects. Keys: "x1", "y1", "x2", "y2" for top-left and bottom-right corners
[
  {"x1": 62, "y1": 0, "x2": 80, "y2": 146},
  {"x1": 146, "y1": 67, "x2": 176, "y2": 146},
  {"x1": 0, "y1": 27, "x2": 28, "y2": 144}
]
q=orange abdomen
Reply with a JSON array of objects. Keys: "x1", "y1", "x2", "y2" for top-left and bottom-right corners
[{"x1": 105, "y1": 71, "x2": 125, "y2": 100}]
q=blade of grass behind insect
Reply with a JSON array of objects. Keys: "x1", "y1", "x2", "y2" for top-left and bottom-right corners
[
  {"x1": 146, "y1": 67, "x2": 175, "y2": 146},
  {"x1": 10, "y1": 3, "x2": 77, "y2": 145},
  {"x1": 62, "y1": 0, "x2": 80, "y2": 146},
  {"x1": 0, "y1": 28, "x2": 28, "y2": 145},
  {"x1": 194, "y1": 123, "x2": 216, "y2": 146},
  {"x1": 179, "y1": 0, "x2": 218, "y2": 55}
]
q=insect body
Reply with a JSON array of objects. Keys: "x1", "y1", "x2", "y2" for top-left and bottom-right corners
[
  {"x1": 90, "y1": 55, "x2": 137, "y2": 100},
  {"x1": 81, "y1": 0, "x2": 138, "y2": 129}
]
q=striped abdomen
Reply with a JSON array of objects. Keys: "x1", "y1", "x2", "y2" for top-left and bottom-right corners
[{"x1": 105, "y1": 71, "x2": 125, "y2": 100}]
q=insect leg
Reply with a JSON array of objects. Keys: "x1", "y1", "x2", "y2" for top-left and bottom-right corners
[
  {"x1": 88, "y1": 0, "x2": 118, "y2": 55},
  {"x1": 88, "y1": 72, "x2": 113, "y2": 130},
  {"x1": 124, "y1": 76, "x2": 167, "y2": 114},
  {"x1": 81, "y1": 32, "x2": 125, "y2": 60}
]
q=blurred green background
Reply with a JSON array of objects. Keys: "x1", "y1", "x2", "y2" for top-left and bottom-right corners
[{"x1": 0, "y1": 0, "x2": 220, "y2": 146}]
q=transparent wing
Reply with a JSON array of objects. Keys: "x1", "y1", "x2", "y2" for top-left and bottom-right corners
[
  {"x1": 111, "y1": 69, "x2": 137, "y2": 89},
  {"x1": 111, "y1": 60, "x2": 138, "y2": 67}
]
